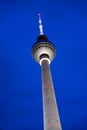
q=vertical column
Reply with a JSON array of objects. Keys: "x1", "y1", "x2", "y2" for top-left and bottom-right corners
[{"x1": 41, "y1": 59, "x2": 62, "y2": 130}]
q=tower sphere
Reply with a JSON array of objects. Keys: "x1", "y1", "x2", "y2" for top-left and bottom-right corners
[{"x1": 32, "y1": 34, "x2": 56, "y2": 64}]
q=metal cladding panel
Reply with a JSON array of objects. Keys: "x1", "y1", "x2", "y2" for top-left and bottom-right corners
[{"x1": 41, "y1": 60, "x2": 62, "y2": 130}]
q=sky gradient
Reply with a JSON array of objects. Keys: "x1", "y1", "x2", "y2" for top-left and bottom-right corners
[{"x1": 0, "y1": 0, "x2": 87, "y2": 130}]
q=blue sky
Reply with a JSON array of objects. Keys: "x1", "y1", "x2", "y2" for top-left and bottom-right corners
[{"x1": 0, "y1": 0, "x2": 87, "y2": 130}]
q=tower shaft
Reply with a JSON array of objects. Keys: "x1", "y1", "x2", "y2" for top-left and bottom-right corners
[{"x1": 41, "y1": 59, "x2": 62, "y2": 130}]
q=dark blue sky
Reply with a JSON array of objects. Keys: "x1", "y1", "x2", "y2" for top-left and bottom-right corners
[{"x1": 0, "y1": 0, "x2": 87, "y2": 130}]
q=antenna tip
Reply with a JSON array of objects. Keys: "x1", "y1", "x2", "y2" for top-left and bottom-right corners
[
  {"x1": 38, "y1": 13, "x2": 44, "y2": 35},
  {"x1": 38, "y1": 13, "x2": 41, "y2": 19},
  {"x1": 38, "y1": 13, "x2": 40, "y2": 16}
]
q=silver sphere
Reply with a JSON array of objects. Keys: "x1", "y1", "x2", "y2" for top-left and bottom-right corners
[{"x1": 32, "y1": 41, "x2": 56, "y2": 63}]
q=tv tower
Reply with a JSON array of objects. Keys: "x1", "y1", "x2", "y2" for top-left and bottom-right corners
[{"x1": 32, "y1": 14, "x2": 62, "y2": 130}]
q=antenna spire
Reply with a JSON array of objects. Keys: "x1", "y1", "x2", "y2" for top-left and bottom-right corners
[{"x1": 38, "y1": 13, "x2": 44, "y2": 35}]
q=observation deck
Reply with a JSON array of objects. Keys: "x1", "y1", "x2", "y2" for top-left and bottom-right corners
[{"x1": 32, "y1": 34, "x2": 56, "y2": 64}]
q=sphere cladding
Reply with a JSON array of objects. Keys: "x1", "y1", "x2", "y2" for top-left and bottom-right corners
[{"x1": 32, "y1": 41, "x2": 56, "y2": 63}]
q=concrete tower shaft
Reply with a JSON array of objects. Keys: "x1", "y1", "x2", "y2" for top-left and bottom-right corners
[
  {"x1": 41, "y1": 59, "x2": 62, "y2": 130},
  {"x1": 32, "y1": 34, "x2": 62, "y2": 130},
  {"x1": 32, "y1": 13, "x2": 62, "y2": 130}
]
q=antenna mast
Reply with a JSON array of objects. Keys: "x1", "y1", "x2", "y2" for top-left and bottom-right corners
[{"x1": 38, "y1": 13, "x2": 44, "y2": 35}]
